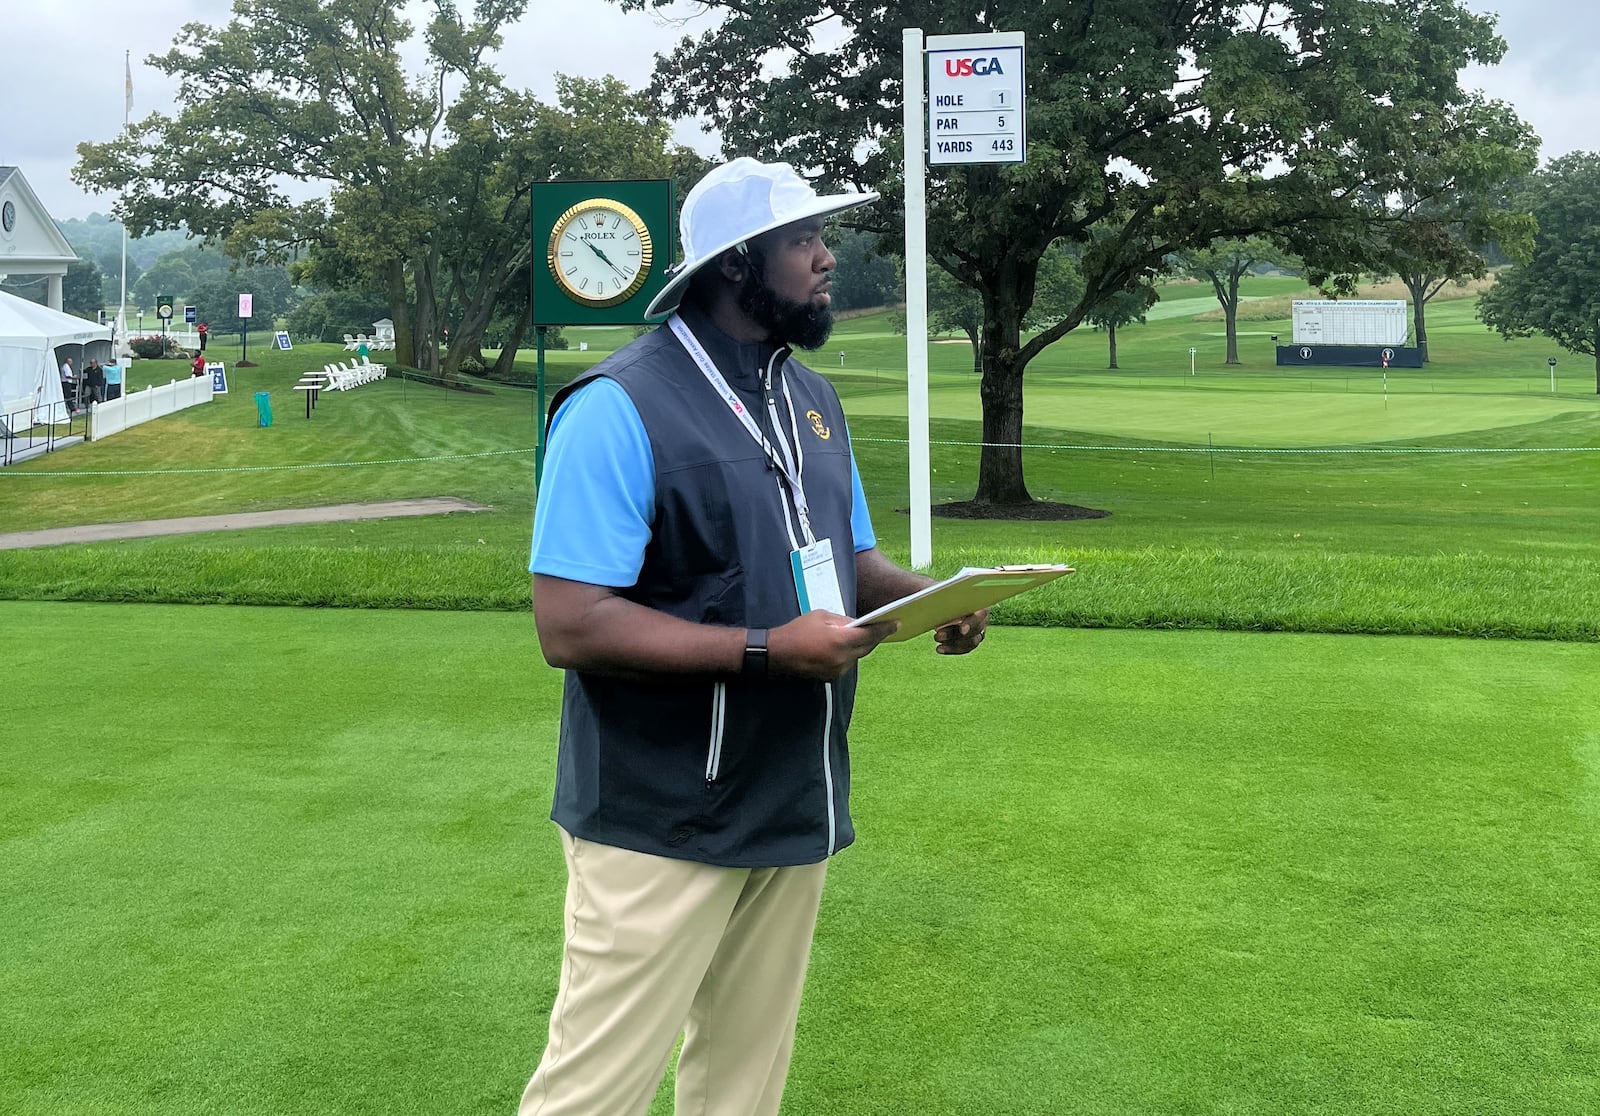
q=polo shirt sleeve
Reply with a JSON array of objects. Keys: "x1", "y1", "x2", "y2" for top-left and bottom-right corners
[
  {"x1": 529, "y1": 378, "x2": 655, "y2": 587},
  {"x1": 849, "y1": 450, "x2": 876, "y2": 553}
]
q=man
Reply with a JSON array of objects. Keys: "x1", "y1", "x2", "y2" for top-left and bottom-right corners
[
  {"x1": 59, "y1": 357, "x2": 76, "y2": 411},
  {"x1": 521, "y1": 158, "x2": 986, "y2": 1116}
]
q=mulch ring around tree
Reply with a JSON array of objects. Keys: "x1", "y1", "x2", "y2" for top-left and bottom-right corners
[{"x1": 901, "y1": 500, "x2": 1112, "y2": 522}]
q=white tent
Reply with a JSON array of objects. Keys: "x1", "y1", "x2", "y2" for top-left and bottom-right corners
[{"x1": 0, "y1": 289, "x2": 111, "y2": 430}]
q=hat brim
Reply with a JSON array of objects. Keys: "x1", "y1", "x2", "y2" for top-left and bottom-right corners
[{"x1": 644, "y1": 190, "x2": 880, "y2": 320}]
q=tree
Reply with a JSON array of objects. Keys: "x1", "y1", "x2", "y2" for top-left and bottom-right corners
[
  {"x1": 427, "y1": 74, "x2": 688, "y2": 378},
  {"x1": 1175, "y1": 237, "x2": 1293, "y2": 364},
  {"x1": 1085, "y1": 285, "x2": 1157, "y2": 370},
  {"x1": 62, "y1": 260, "x2": 105, "y2": 321},
  {"x1": 906, "y1": 240, "x2": 1081, "y2": 376},
  {"x1": 287, "y1": 288, "x2": 391, "y2": 344},
  {"x1": 634, "y1": 0, "x2": 1527, "y2": 504},
  {"x1": 1379, "y1": 94, "x2": 1538, "y2": 362},
  {"x1": 827, "y1": 225, "x2": 900, "y2": 313},
  {"x1": 925, "y1": 264, "x2": 983, "y2": 374},
  {"x1": 74, "y1": 0, "x2": 531, "y2": 373},
  {"x1": 188, "y1": 265, "x2": 296, "y2": 336},
  {"x1": 1478, "y1": 152, "x2": 1600, "y2": 394}
]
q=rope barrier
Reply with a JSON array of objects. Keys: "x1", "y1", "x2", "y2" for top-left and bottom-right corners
[
  {"x1": 854, "y1": 437, "x2": 1600, "y2": 455},
  {"x1": 0, "y1": 447, "x2": 538, "y2": 477}
]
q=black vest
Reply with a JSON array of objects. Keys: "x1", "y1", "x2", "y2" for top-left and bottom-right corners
[{"x1": 545, "y1": 307, "x2": 861, "y2": 867}]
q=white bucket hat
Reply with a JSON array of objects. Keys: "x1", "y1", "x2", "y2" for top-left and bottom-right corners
[{"x1": 645, "y1": 157, "x2": 880, "y2": 319}]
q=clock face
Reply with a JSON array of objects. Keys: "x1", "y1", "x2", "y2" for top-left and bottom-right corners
[
  {"x1": 547, "y1": 199, "x2": 653, "y2": 308},
  {"x1": 1, "y1": 200, "x2": 14, "y2": 234}
]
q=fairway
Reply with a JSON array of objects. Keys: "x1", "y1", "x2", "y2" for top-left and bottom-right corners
[
  {"x1": 4, "y1": 602, "x2": 1597, "y2": 1115},
  {"x1": 845, "y1": 380, "x2": 1595, "y2": 446}
]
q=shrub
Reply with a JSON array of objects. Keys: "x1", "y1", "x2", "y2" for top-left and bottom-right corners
[{"x1": 129, "y1": 335, "x2": 180, "y2": 359}]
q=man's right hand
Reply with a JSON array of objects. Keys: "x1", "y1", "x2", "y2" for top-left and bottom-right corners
[{"x1": 769, "y1": 610, "x2": 897, "y2": 679}]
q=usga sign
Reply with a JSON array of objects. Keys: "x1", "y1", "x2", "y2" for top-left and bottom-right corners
[
  {"x1": 925, "y1": 31, "x2": 1026, "y2": 165},
  {"x1": 941, "y1": 55, "x2": 1007, "y2": 77}
]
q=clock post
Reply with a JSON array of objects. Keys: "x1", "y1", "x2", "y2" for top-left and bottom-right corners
[{"x1": 530, "y1": 180, "x2": 675, "y2": 483}]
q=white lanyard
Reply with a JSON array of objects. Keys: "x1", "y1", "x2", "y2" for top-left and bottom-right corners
[{"x1": 669, "y1": 314, "x2": 816, "y2": 543}]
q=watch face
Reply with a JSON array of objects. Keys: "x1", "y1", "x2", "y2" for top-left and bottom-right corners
[
  {"x1": 1, "y1": 200, "x2": 14, "y2": 233},
  {"x1": 547, "y1": 199, "x2": 653, "y2": 308}
]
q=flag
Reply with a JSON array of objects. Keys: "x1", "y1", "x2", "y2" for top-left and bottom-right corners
[{"x1": 124, "y1": 53, "x2": 133, "y2": 116}]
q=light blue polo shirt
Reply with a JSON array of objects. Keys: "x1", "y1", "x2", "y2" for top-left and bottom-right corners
[{"x1": 531, "y1": 378, "x2": 877, "y2": 588}]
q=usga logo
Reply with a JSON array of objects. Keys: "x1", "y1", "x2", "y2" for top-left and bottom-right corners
[{"x1": 944, "y1": 56, "x2": 1005, "y2": 77}]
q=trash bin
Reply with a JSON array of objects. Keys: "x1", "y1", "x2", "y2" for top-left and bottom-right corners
[{"x1": 254, "y1": 391, "x2": 273, "y2": 427}]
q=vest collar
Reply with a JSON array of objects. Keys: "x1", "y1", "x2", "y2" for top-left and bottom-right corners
[{"x1": 676, "y1": 302, "x2": 787, "y2": 391}]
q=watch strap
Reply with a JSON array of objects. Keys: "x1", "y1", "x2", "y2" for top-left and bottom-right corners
[{"x1": 742, "y1": 628, "x2": 769, "y2": 680}]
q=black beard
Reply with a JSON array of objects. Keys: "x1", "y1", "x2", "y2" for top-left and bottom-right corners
[{"x1": 737, "y1": 265, "x2": 834, "y2": 350}]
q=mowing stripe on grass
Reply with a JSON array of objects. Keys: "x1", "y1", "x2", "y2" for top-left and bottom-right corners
[
  {"x1": 7, "y1": 441, "x2": 1596, "y2": 482},
  {"x1": 5, "y1": 602, "x2": 1597, "y2": 1115}
]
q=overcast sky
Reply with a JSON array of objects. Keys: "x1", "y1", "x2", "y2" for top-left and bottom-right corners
[{"x1": 1, "y1": 1, "x2": 1593, "y2": 222}]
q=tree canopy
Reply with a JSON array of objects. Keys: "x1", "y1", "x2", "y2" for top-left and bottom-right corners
[
  {"x1": 1375, "y1": 93, "x2": 1538, "y2": 362},
  {"x1": 631, "y1": 0, "x2": 1533, "y2": 503},
  {"x1": 1477, "y1": 152, "x2": 1600, "y2": 393},
  {"x1": 1175, "y1": 237, "x2": 1295, "y2": 365},
  {"x1": 77, "y1": 1, "x2": 696, "y2": 376}
]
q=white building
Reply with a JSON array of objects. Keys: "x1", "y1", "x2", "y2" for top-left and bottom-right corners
[{"x1": 0, "y1": 168, "x2": 80, "y2": 312}]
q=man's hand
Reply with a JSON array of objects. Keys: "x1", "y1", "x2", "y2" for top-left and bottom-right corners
[
  {"x1": 933, "y1": 609, "x2": 988, "y2": 655},
  {"x1": 770, "y1": 610, "x2": 897, "y2": 679}
]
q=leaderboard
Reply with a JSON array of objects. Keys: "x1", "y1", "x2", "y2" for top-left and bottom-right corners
[{"x1": 925, "y1": 32, "x2": 1026, "y2": 166}]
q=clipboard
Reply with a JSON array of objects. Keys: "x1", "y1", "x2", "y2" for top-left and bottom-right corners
[{"x1": 848, "y1": 564, "x2": 1074, "y2": 643}]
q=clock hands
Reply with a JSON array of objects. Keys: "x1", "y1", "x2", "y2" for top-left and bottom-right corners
[{"x1": 584, "y1": 239, "x2": 631, "y2": 281}]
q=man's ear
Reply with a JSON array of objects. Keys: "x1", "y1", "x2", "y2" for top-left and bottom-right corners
[{"x1": 715, "y1": 247, "x2": 747, "y2": 283}]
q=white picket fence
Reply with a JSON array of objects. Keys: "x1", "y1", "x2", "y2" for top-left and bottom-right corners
[{"x1": 90, "y1": 375, "x2": 214, "y2": 441}]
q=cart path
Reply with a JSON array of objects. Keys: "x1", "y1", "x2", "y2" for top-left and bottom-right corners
[{"x1": 0, "y1": 497, "x2": 493, "y2": 550}]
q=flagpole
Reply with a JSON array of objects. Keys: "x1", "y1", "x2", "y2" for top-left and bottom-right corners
[{"x1": 118, "y1": 50, "x2": 130, "y2": 357}]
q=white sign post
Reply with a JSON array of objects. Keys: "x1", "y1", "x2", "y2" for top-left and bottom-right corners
[
  {"x1": 903, "y1": 29, "x2": 933, "y2": 570},
  {"x1": 903, "y1": 28, "x2": 1026, "y2": 571}
]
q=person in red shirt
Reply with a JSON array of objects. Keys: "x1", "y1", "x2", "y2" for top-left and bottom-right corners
[{"x1": 191, "y1": 352, "x2": 206, "y2": 378}]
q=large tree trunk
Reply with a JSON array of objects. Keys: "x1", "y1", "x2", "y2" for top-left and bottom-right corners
[
  {"x1": 1107, "y1": 322, "x2": 1119, "y2": 369},
  {"x1": 492, "y1": 297, "x2": 533, "y2": 379},
  {"x1": 1405, "y1": 275, "x2": 1430, "y2": 363},
  {"x1": 443, "y1": 247, "x2": 527, "y2": 378},
  {"x1": 974, "y1": 297, "x2": 1031, "y2": 505},
  {"x1": 1224, "y1": 273, "x2": 1241, "y2": 364},
  {"x1": 412, "y1": 252, "x2": 441, "y2": 375},
  {"x1": 382, "y1": 259, "x2": 416, "y2": 369}
]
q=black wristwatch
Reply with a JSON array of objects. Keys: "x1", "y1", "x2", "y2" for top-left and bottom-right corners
[{"x1": 742, "y1": 628, "x2": 769, "y2": 680}]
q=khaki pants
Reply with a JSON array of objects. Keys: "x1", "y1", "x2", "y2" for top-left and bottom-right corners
[{"x1": 519, "y1": 830, "x2": 829, "y2": 1116}]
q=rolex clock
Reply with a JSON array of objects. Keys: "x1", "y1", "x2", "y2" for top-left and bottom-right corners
[{"x1": 546, "y1": 198, "x2": 653, "y2": 308}]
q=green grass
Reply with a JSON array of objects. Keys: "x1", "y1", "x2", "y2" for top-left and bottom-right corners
[
  {"x1": 4, "y1": 602, "x2": 1597, "y2": 1114},
  {"x1": 3, "y1": 298, "x2": 1598, "y2": 640},
  {"x1": 7, "y1": 286, "x2": 1600, "y2": 1114}
]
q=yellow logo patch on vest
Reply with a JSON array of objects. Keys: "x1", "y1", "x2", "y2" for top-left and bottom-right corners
[{"x1": 807, "y1": 410, "x2": 831, "y2": 440}]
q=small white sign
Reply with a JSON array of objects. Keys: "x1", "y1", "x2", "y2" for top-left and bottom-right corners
[
  {"x1": 238, "y1": 293, "x2": 253, "y2": 319},
  {"x1": 275, "y1": 331, "x2": 292, "y2": 351},
  {"x1": 926, "y1": 31, "x2": 1025, "y2": 165},
  {"x1": 208, "y1": 362, "x2": 228, "y2": 394}
]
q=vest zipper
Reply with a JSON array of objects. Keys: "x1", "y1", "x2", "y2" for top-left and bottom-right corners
[
  {"x1": 823, "y1": 680, "x2": 837, "y2": 855},
  {"x1": 706, "y1": 681, "x2": 727, "y2": 783}
]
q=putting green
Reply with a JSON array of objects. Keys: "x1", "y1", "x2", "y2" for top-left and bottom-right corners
[{"x1": 845, "y1": 382, "x2": 1597, "y2": 446}]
